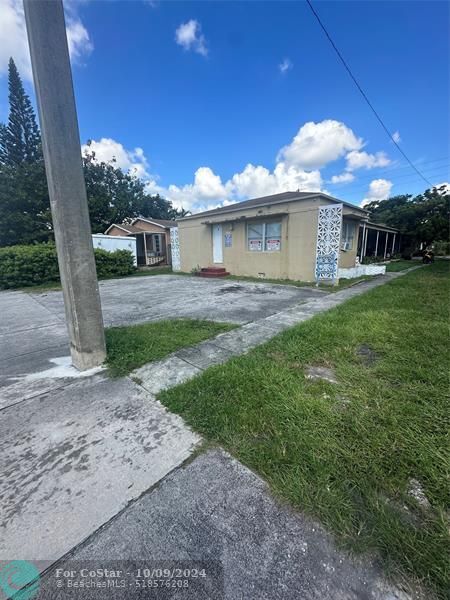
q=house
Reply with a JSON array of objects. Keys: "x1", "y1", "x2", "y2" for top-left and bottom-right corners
[
  {"x1": 105, "y1": 218, "x2": 177, "y2": 267},
  {"x1": 177, "y1": 191, "x2": 399, "y2": 282}
]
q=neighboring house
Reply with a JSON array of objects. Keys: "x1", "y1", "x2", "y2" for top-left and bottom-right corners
[
  {"x1": 105, "y1": 218, "x2": 177, "y2": 266},
  {"x1": 177, "y1": 191, "x2": 399, "y2": 282}
]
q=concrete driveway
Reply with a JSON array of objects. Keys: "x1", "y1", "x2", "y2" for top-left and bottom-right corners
[
  {"x1": 0, "y1": 274, "x2": 325, "y2": 404},
  {"x1": 0, "y1": 274, "x2": 324, "y2": 570}
]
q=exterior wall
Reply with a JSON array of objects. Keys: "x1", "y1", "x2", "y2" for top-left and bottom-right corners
[
  {"x1": 338, "y1": 218, "x2": 360, "y2": 269},
  {"x1": 107, "y1": 225, "x2": 129, "y2": 237},
  {"x1": 178, "y1": 197, "x2": 365, "y2": 281}
]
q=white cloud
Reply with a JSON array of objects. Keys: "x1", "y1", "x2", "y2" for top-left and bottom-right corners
[
  {"x1": 392, "y1": 131, "x2": 401, "y2": 143},
  {"x1": 433, "y1": 182, "x2": 450, "y2": 194},
  {"x1": 82, "y1": 138, "x2": 150, "y2": 180},
  {"x1": 84, "y1": 119, "x2": 393, "y2": 214},
  {"x1": 175, "y1": 19, "x2": 208, "y2": 56},
  {"x1": 0, "y1": 0, "x2": 31, "y2": 80},
  {"x1": 278, "y1": 120, "x2": 363, "y2": 170},
  {"x1": 66, "y1": 20, "x2": 93, "y2": 63},
  {"x1": 330, "y1": 172, "x2": 355, "y2": 184},
  {"x1": 361, "y1": 179, "x2": 393, "y2": 207},
  {"x1": 346, "y1": 150, "x2": 390, "y2": 171},
  {"x1": 0, "y1": 0, "x2": 93, "y2": 81},
  {"x1": 279, "y1": 58, "x2": 293, "y2": 74},
  {"x1": 152, "y1": 162, "x2": 322, "y2": 213}
]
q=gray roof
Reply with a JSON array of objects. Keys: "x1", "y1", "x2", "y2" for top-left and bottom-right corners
[
  {"x1": 180, "y1": 191, "x2": 367, "y2": 220},
  {"x1": 134, "y1": 218, "x2": 178, "y2": 228}
]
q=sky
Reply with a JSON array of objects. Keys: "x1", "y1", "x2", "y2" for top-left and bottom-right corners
[{"x1": 0, "y1": 0, "x2": 448, "y2": 213}]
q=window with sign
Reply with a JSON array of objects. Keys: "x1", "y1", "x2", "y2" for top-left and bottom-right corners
[{"x1": 247, "y1": 222, "x2": 281, "y2": 252}]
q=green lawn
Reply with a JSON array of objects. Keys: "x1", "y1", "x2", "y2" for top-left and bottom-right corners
[
  {"x1": 105, "y1": 318, "x2": 236, "y2": 377},
  {"x1": 159, "y1": 262, "x2": 449, "y2": 597},
  {"x1": 385, "y1": 260, "x2": 419, "y2": 272}
]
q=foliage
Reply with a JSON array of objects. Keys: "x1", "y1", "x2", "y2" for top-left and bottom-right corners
[
  {"x1": 0, "y1": 59, "x2": 184, "y2": 247},
  {"x1": 93, "y1": 248, "x2": 136, "y2": 279},
  {"x1": 105, "y1": 319, "x2": 236, "y2": 377},
  {"x1": 0, "y1": 243, "x2": 59, "y2": 289},
  {"x1": 83, "y1": 146, "x2": 182, "y2": 233},
  {"x1": 0, "y1": 160, "x2": 52, "y2": 246},
  {"x1": 433, "y1": 240, "x2": 450, "y2": 256},
  {"x1": 160, "y1": 263, "x2": 450, "y2": 597},
  {"x1": 0, "y1": 244, "x2": 136, "y2": 289},
  {"x1": 365, "y1": 185, "x2": 450, "y2": 251},
  {"x1": 0, "y1": 58, "x2": 42, "y2": 166}
]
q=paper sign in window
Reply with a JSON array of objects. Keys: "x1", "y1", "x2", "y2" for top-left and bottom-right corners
[{"x1": 266, "y1": 239, "x2": 280, "y2": 251}]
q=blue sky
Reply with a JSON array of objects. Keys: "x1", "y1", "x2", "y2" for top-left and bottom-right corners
[{"x1": 0, "y1": 0, "x2": 448, "y2": 212}]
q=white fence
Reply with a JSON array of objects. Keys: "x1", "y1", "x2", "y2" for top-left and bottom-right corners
[
  {"x1": 92, "y1": 234, "x2": 137, "y2": 265},
  {"x1": 338, "y1": 264, "x2": 386, "y2": 279}
]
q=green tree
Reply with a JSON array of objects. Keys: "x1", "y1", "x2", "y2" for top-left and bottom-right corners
[
  {"x1": 0, "y1": 58, "x2": 42, "y2": 166},
  {"x1": 366, "y1": 185, "x2": 450, "y2": 250},
  {"x1": 0, "y1": 61, "x2": 183, "y2": 246},
  {"x1": 0, "y1": 160, "x2": 51, "y2": 246},
  {"x1": 83, "y1": 147, "x2": 181, "y2": 232}
]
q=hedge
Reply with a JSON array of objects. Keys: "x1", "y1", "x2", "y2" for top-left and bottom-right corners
[{"x1": 0, "y1": 244, "x2": 136, "y2": 289}]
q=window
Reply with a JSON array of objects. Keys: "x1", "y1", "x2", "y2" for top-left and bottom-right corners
[
  {"x1": 247, "y1": 222, "x2": 281, "y2": 252},
  {"x1": 341, "y1": 221, "x2": 354, "y2": 250}
]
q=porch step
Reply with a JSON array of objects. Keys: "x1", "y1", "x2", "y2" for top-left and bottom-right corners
[
  {"x1": 198, "y1": 267, "x2": 230, "y2": 278},
  {"x1": 201, "y1": 267, "x2": 227, "y2": 273}
]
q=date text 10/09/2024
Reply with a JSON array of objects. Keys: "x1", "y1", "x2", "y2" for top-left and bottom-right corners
[{"x1": 54, "y1": 568, "x2": 208, "y2": 579}]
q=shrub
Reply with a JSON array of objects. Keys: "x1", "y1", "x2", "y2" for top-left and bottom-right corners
[
  {"x1": 0, "y1": 243, "x2": 136, "y2": 289},
  {"x1": 433, "y1": 240, "x2": 450, "y2": 256},
  {"x1": 94, "y1": 248, "x2": 136, "y2": 279},
  {"x1": 0, "y1": 243, "x2": 59, "y2": 289}
]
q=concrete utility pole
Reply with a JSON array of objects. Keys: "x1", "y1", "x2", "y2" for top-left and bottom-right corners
[{"x1": 24, "y1": 0, "x2": 106, "y2": 370}]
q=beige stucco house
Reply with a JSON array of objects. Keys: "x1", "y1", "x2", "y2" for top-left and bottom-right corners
[
  {"x1": 105, "y1": 217, "x2": 177, "y2": 266},
  {"x1": 178, "y1": 191, "x2": 398, "y2": 282}
]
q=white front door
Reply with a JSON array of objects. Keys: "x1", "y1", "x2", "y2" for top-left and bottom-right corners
[{"x1": 212, "y1": 224, "x2": 223, "y2": 263}]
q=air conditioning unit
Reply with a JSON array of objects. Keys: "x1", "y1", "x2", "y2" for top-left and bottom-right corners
[{"x1": 341, "y1": 241, "x2": 350, "y2": 251}]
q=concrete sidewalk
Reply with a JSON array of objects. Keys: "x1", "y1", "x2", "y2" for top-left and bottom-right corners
[{"x1": 36, "y1": 450, "x2": 420, "y2": 600}]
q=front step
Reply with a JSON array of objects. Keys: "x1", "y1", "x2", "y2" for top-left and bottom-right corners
[{"x1": 198, "y1": 267, "x2": 230, "y2": 278}]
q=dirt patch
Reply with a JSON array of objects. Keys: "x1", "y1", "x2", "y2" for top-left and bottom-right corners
[
  {"x1": 216, "y1": 285, "x2": 275, "y2": 295},
  {"x1": 356, "y1": 344, "x2": 379, "y2": 366}
]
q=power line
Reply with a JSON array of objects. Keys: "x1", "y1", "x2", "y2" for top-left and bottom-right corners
[
  {"x1": 325, "y1": 165, "x2": 449, "y2": 201},
  {"x1": 305, "y1": 0, "x2": 433, "y2": 188},
  {"x1": 328, "y1": 161, "x2": 450, "y2": 191}
]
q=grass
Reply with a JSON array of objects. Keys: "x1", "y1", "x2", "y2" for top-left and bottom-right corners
[
  {"x1": 159, "y1": 262, "x2": 450, "y2": 597},
  {"x1": 385, "y1": 260, "x2": 419, "y2": 272},
  {"x1": 105, "y1": 318, "x2": 236, "y2": 377}
]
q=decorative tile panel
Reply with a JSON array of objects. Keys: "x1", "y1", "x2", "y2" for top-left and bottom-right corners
[
  {"x1": 170, "y1": 227, "x2": 181, "y2": 271},
  {"x1": 315, "y1": 204, "x2": 343, "y2": 281}
]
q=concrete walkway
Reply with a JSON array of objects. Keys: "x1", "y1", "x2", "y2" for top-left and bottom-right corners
[{"x1": 0, "y1": 269, "x2": 425, "y2": 599}]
